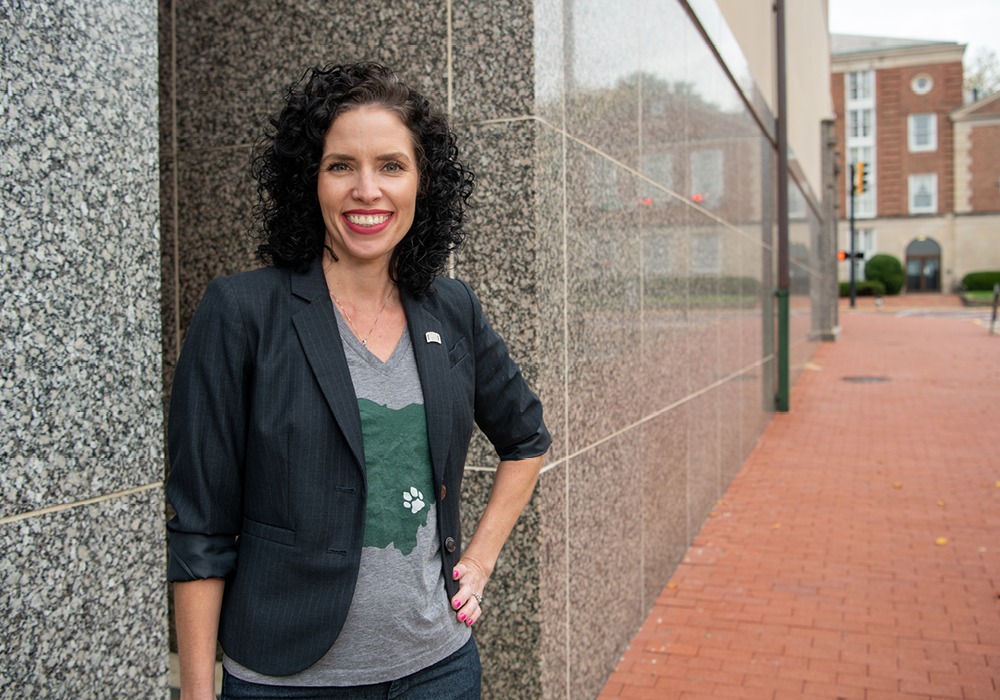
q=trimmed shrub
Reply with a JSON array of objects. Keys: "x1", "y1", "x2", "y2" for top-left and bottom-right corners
[
  {"x1": 645, "y1": 275, "x2": 762, "y2": 298},
  {"x1": 839, "y1": 280, "x2": 886, "y2": 297},
  {"x1": 960, "y1": 271, "x2": 1000, "y2": 291},
  {"x1": 864, "y1": 254, "x2": 905, "y2": 295}
]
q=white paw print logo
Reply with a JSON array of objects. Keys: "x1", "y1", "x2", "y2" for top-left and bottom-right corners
[{"x1": 402, "y1": 486, "x2": 425, "y2": 514}]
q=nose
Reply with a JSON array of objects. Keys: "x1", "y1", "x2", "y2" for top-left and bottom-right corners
[{"x1": 353, "y1": 169, "x2": 381, "y2": 202}]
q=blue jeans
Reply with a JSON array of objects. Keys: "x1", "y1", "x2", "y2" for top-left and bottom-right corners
[{"x1": 219, "y1": 637, "x2": 481, "y2": 700}]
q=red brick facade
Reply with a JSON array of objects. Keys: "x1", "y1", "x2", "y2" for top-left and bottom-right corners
[
  {"x1": 832, "y1": 60, "x2": 963, "y2": 218},
  {"x1": 969, "y1": 123, "x2": 1000, "y2": 212}
]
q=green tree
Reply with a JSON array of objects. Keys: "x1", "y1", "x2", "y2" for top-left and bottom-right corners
[
  {"x1": 864, "y1": 254, "x2": 905, "y2": 295},
  {"x1": 964, "y1": 47, "x2": 1000, "y2": 100}
]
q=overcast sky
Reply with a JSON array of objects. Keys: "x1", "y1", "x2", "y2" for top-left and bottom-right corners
[{"x1": 828, "y1": 0, "x2": 1000, "y2": 63}]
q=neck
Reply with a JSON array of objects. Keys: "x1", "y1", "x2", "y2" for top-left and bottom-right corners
[{"x1": 322, "y1": 252, "x2": 396, "y2": 307}]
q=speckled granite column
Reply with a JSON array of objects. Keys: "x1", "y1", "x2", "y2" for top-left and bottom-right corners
[
  {"x1": 158, "y1": 0, "x2": 792, "y2": 698},
  {"x1": 1, "y1": 1, "x2": 167, "y2": 696}
]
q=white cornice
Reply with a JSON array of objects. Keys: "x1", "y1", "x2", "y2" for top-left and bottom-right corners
[{"x1": 831, "y1": 44, "x2": 966, "y2": 73}]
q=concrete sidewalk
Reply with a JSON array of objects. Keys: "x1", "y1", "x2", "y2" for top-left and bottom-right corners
[{"x1": 598, "y1": 295, "x2": 1000, "y2": 699}]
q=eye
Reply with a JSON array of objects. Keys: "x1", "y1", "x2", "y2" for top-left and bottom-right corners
[
  {"x1": 326, "y1": 161, "x2": 349, "y2": 172},
  {"x1": 383, "y1": 161, "x2": 404, "y2": 173}
]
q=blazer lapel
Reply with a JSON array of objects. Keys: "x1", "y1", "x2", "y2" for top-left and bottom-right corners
[
  {"x1": 402, "y1": 291, "x2": 452, "y2": 489},
  {"x1": 290, "y1": 261, "x2": 366, "y2": 470}
]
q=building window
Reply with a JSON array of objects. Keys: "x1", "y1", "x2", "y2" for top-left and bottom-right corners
[
  {"x1": 690, "y1": 149, "x2": 723, "y2": 209},
  {"x1": 845, "y1": 70, "x2": 875, "y2": 219},
  {"x1": 588, "y1": 158, "x2": 621, "y2": 211},
  {"x1": 908, "y1": 174, "x2": 937, "y2": 214},
  {"x1": 856, "y1": 227, "x2": 876, "y2": 257},
  {"x1": 848, "y1": 71, "x2": 873, "y2": 100},
  {"x1": 848, "y1": 146, "x2": 875, "y2": 218},
  {"x1": 844, "y1": 228, "x2": 876, "y2": 280},
  {"x1": 908, "y1": 114, "x2": 937, "y2": 152},
  {"x1": 788, "y1": 182, "x2": 806, "y2": 221},
  {"x1": 911, "y1": 74, "x2": 933, "y2": 95},
  {"x1": 691, "y1": 231, "x2": 722, "y2": 274},
  {"x1": 643, "y1": 232, "x2": 675, "y2": 276},
  {"x1": 640, "y1": 152, "x2": 674, "y2": 202},
  {"x1": 848, "y1": 109, "x2": 872, "y2": 138}
]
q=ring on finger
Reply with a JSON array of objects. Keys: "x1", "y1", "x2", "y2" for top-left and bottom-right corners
[{"x1": 473, "y1": 592, "x2": 483, "y2": 605}]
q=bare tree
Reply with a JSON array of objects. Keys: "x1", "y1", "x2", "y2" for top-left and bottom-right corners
[{"x1": 964, "y1": 47, "x2": 1000, "y2": 101}]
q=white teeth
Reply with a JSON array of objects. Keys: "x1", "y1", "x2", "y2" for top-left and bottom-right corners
[{"x1": 346, "y1": 213, "x2": 390, "y2": 226}]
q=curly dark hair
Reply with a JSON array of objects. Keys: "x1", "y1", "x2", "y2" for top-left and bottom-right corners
[{"x1": 250, "y1": 62, "x2": 475, "y2": 297}]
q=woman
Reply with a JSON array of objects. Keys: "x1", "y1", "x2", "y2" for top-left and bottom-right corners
[{"x1": 167, "y1": 62, "x2": 550, "y2": 700}]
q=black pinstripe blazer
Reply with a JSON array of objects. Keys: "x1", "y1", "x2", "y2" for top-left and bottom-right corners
[{"x1": 166, "y1": 259, "x2": 550, "y2": 677}]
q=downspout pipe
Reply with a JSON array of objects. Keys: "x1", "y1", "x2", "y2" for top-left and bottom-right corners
[{"x1": 774, "y1": 0, "x2": 790, "y2": 412}]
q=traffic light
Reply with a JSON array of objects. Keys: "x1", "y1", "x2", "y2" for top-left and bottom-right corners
[
  {"x1": 838, "y1": 250, "x2": 864, "y2": 261},
  {"x1": 854, "y1": 161, "x2": 869, "y2": 194}
]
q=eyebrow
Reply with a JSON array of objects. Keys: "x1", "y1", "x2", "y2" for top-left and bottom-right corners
[{"x1": 321, "y1": 151, "x2": 413, "y2": 163}]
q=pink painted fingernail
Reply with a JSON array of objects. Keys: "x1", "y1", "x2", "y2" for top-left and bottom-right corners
[
  {"x1": 459, "y1": 612, "x2": 466, "y2": 621},
  {"x1": 453, "y1": 599, "x2": 461, "y2": 609},
  {"x1": 453, "y1": 569, "x2": 459, "y2": 579},
  {"x1": 466, "y1": 618, "x2": 474, "y2": 626}
]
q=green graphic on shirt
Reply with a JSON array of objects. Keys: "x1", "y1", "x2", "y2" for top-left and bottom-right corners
[{"x1": 358, "y1": 398, "x2": 435, "y2": 555}]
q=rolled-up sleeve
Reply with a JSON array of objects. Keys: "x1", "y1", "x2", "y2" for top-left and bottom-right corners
[
  {"x1": 462, "y1": 282, "x2": 551, "y2": 461},
  {"x1": 166, "y1": 278, "x2": 250, "y2": 582}
]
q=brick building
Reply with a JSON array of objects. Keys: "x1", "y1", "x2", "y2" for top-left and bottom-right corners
[{"x1": 831, "y1": 34, "x2": 1000, "y2": 292}]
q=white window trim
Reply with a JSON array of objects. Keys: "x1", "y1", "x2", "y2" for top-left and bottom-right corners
[
  {"x1": 908, "y1": 114, "x2": 937, "y2": 152},
  {"x1": 847, "y1": 147, "x2": 875, "y2": 219},
  {"x1": 845, "y1": 71, "x2": 876, "y2": 219},
  {"x1": 908, "y1": 174, "x2": 938, "y2": 214},
  {"x1": 911, "y1": 74, "x2": 933, "y2": 95}
]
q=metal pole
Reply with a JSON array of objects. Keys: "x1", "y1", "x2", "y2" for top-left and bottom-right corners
[
  {"x1": 849, "y1": 163, "x2": 856, "y2": 308},
  {"x1": 991, "y1": 283, "x2": 999, "y2": 335},
  {"x1": 775, "y1": 0, "x2": 790, "y2": 412}
]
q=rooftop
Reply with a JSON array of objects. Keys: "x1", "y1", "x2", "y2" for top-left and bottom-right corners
[{"x1": 831, "y1": 33, "x2": 962, "y2": 56}]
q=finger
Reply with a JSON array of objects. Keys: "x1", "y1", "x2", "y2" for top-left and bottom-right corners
[
  {"x1": 456, "y1": 597, "x2": 482, "y2": 626},
  {"x1": 452, "y1": 587, "x2": 483, "y2": 623},
  {"x1": 465, "y1": 599, "x2": 484, "y2": 626}
]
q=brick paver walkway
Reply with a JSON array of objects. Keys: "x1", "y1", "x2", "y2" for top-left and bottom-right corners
[{"x1": 599, "y1": 295, "x2": 1000, "y2": 699}]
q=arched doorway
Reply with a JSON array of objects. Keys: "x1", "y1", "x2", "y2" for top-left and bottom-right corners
[{"x1": 905, "y1": 237, "x2": 941, "y2": 292}]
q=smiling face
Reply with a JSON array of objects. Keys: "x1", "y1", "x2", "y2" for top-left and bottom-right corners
[{"x1": 317, "y1": 105, "x2": 420, "y2": 271}]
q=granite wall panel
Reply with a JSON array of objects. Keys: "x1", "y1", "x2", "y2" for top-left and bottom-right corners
[
  {"x1": 718, "y1": 378, "x2": 744, "y2": 484},
  {"x1": 459, "y1": 469, "x2": 544, "y2": 700},
  {"x1": 536, "y1": 466, "x2": 569, "y2": 700},
  {"x1": 170, "y1": 0, "x2": 448, "y2": 152},
  {"x1": 565, "y1": 142, "x2": 644, "y2": 447},
  {"x1": 0, "y1": 489, "x2": 168, "y2": 696},
  {"x1": 1, "y1": 0, "x2": 168, "y2": 693},
  {"x1": 641, "y1": 409, "x2": 691, "y2": 607},
  {"x1": 567, "y1": 434, "x2": 644, "y2": 699},
  {"x1": 2, "y1": 0, "x2": 164, "y2": 516},
  {"x1": 452, "y1": 0, "x2": 535, "y2": 122},
  {"x1": 565, "y1": 0, "x2": 641, "y2": 166},
  {"x1": 687, "y1": 387, "x2": 722, "y2": 531}
]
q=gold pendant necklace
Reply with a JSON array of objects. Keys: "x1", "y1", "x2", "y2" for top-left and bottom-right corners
[{"x1": 330, "y1": 286, "x2": 394, "y2": 347}]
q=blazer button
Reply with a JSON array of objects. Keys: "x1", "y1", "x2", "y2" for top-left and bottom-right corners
[
  {"x1": 440, "y1": 485, "x2": 447, "y2": 501},
  {"x1": 444, "y1": 537, "x2": 457, "y2": 553}
]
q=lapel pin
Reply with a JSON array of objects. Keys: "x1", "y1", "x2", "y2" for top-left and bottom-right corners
[{"x1": 425, "y1": 331, "x2": 442, "y2": 345}]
